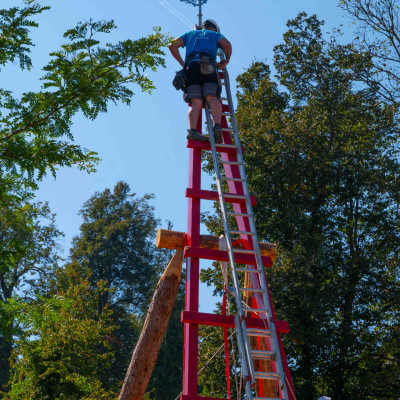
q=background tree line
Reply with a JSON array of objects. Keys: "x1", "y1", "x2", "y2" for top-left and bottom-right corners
[
  {"x1": 200, "y1": 3, "x2": 400, "y2": 400},
  {"x1": 0, "y1": 1, "x2": 182, "y2": 399},
  {"x1": 0, "y1": 0, "x2": 399, "y2": 399}
]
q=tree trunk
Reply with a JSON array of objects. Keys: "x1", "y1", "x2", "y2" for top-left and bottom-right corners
[
  {"x1": 0, "y1": 332, "x2": 12, "y2": 388},
  {"x1": 119, "y1": 250, "x2": 183, "y2": 400}
]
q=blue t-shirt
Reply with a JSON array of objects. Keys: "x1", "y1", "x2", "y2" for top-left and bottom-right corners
[{"x1": 180, "y1": 29, "x2": 225, "y2": 61}]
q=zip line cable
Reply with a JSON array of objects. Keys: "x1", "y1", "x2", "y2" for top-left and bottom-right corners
[
  {"x1": 155, "y1": 0, "x2": 246, "y2": 70},
  {"x1": 157, "y1": 0, "x2": 193, "y2": 28}
]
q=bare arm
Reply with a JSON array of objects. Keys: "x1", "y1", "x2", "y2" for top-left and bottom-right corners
[
  {"x1": 218, "y1": 38, "x2": 232, "y2": 69},
  {"x1": 169, "y1": 37, "x2": 185, "y2": 68}
]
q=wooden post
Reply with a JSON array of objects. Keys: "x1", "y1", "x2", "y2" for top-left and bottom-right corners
[
  {"x1": 156, "y1": 229, "x2": 277, "y2": 262},
  {"x1": 119, "y1": 250, "x2": 183, "y2": 400}
]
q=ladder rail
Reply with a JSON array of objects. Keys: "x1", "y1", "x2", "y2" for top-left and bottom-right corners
[
  {"x1": 222, "y1": 67, "x2": 289, "y2": 399},
  {"x1": 202, "y1": 60, "x2": 291, "y2": 398},
  {"x1": 205, "y1": 104, "x2": 256, "y2": 384}
]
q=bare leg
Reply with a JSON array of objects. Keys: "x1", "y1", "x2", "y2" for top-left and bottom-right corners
[
  {"x1": 205, "y1": 95, "x2": 222, "y2": 125},
  {"x1": 188, "y1": 98, "x2": 204, "y2": 130}
]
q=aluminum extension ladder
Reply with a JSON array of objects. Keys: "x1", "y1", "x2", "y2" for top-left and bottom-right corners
[{"x1": 204, "y1": 61, "x2": 289, "y2": 400}]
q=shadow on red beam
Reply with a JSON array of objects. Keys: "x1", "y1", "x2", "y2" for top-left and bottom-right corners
[
  {"x1": 184, "y1": 246, "x2": 272, "y2": 267},
  {"x1": 187, "y1": 140, "x2": 244, "y2": 155},
  {"x1": 181, "y1": 311, "x2": 290, "y2": 334},
  {"x1": 186, "y1": 188, "x2": 257, "y2": 206}
]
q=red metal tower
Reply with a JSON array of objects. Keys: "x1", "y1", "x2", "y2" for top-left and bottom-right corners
[{"x1": 180, "y1": 103, "x2": 296, "y2": 399}]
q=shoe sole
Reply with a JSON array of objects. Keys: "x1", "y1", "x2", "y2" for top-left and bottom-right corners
[
  {"x1": 187, "y1": 135, "x2": 209, "y2": 142},
  {"x1": 214, "y1": 130, "x2": 223, "y2": 144}
]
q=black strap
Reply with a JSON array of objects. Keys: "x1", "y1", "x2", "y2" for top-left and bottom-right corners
[{"x1": 185, "y1": 52, "x2": 215, "y2": 63}]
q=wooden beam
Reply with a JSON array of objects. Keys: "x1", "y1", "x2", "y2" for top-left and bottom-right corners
[
  {"x1": 156, "y1": 229, "x2": 277, "y2": 262},
  {"x1": 119, "y1": 250, "x2": 183, "y2": 400}
]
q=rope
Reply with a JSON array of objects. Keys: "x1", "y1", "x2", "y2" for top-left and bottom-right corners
[
  {"x1": 222, "y1": 291, "x2": 231, "y2": 399},
  {"x1": 219, "y1": 235, "x2": 232, "y2": 399},
  {"x1": 172, "y1": 331, "x2": 236, "y2": 400},
  {"x1": 226, "y1": 287, "x2": 241, "y2": 400},
  {"x1": 219, "y1": 235, "x2": 244, "y2": 400}
]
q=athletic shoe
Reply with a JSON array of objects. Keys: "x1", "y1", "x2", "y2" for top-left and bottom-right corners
[
  {"x1": 187, "y1": 129, "x2": 209, "y2": 142},
  {"x1": 213, "y1": 123, "x2": 223, "y2": 144}
]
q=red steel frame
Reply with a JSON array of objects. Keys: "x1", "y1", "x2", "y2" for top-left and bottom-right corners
[{"x1": 181, "y1": 109, "x2": 296, "y2": 400}]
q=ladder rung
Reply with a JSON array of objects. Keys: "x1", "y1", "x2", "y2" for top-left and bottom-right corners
[
  {"x1": 222, "y1": 177, "x2": 245, "y2": 182},
  {"x1": 254, "y1": 371, "x2": 281, "y2": 381},
  {"x1": 232, "y1": 248, "x2": 256, "y2": 254},
  {"x1": 220, "y1": 97, "x2": 228, "y2": 101},
  {"x1": 222, "y1": 128, "x2": 234, "y2": 132},
  {"x1": 247, "y1": 328, "x2": 272, "y2": 337},
  {"x1": 236, "y1": 268, "x2": 261, "y2": 273},
  {"x1": 253, "y1": 398, "x2": 284, "y2": 400},
  {"x1": 240, "y1": 287, "x2": 265, "y2": 293},
  {"x1": 218, "y1": 160, "x2": 241, "y2": 166},
  {"x1": 243, "y1": 307, "x2": 268, "y2": 313},
  {"x1": 217, "y1": 144, "x2": 237, "y2": 149},
  {"x1": 222, "y1": 112, "x2": 231, "y2": 116},
  {"x1": 230, "y1": 230, "x2": 254, "y2": 236},
  {"x1": 224, "y1": 193, "x2": 246, "y2": 199},
  {"x1": 227, "y1": 212, "x2": 251, "y2": 217},
  {"x1": 251, "y1": 350, "x2": 277, "y2": 361}
]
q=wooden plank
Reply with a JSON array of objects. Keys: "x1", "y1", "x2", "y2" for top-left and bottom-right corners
[
  {"x1": 184, "y1": 246, "x2": 273, "y2": 267},
  {"x1": 156, "y1": 229, "x2": 276, "y2": 261}
]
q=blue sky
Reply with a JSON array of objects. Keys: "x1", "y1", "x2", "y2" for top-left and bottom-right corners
[{"x1": 2, "y1": 0, "x2": 351, "y2": 311}]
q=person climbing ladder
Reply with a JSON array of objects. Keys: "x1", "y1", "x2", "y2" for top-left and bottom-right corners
[{"x1": 169, "y1": 19, "x2": 232, "y2": 143}]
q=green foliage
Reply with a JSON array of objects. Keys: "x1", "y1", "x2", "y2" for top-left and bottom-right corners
[
  {"x1": 4, "y1": 282, "x2": 117, "y2": 399},
  {"x1": 0, "y1": 200, "x2": 63, "y2": 388},
  {"x1": 0, "y1": 1, "x2": 50, "y2": 70},
  {"x1": 65, "y1": 181, "x2": 159, "y2": 314},
  {"x1": 0, "y1": 2, "x2": 171, "y2": 205},
  {"x1": 201, "y1": 12, "x2": 400, "y2": 400},
  {"x1": 56, "y1": 181, "x2": 160, "y2": 391}
]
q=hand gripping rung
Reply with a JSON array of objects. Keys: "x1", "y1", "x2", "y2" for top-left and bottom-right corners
[
  {"x1": 254, "y1": 371, "x2": 281, "y2": 381},
  {"x1": 218, "y1": 160, "x2": 242, "y2": 165},
  {"x1": 230, "y1": 230, "x2": 254, "y2": 236},
  {"x1": 222, "y1": 177, "x2": 245, "y2": 182},
  {"x1": 251, "y1": 350, "x2": 277, "y2": 361}
]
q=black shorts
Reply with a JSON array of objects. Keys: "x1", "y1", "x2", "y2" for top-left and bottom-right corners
[{"x1": 185, "y1": 60, "x2": 219, "y2": 102}]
